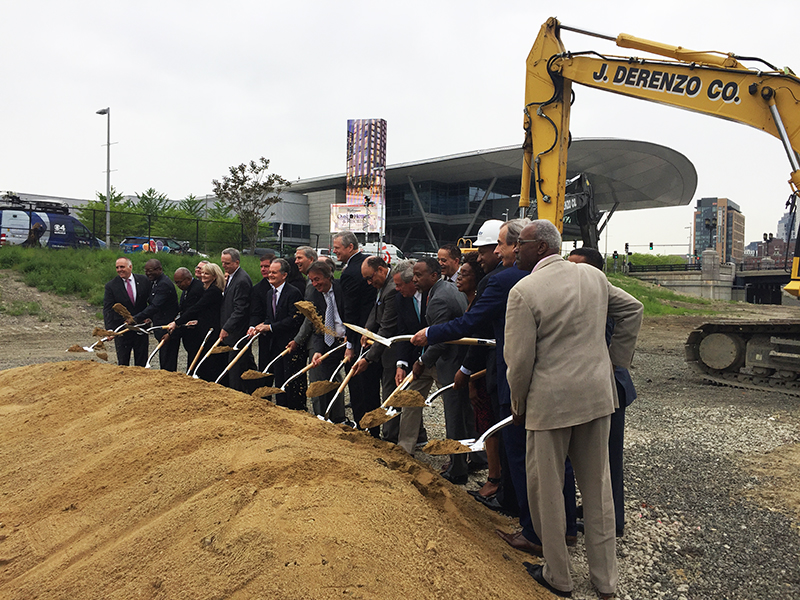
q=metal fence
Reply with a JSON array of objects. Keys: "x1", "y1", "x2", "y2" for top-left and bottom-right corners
[
  {"x1": 628, "y1": 263, "x2": 701, "y2": 273},
  {"x1": 80, "y1": 208, "x2": 278, "y2": 255}
]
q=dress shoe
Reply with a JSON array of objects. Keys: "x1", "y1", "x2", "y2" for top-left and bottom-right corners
[
  {"x1": 495, "y1": 529, "x2": 543, "y2": 557},
  {"x1": 440, "y1": 471, "x2": 468, "y2": 485},
  {"x1": 565, "y1": 535, "x2": 577, "y2": 547},
  {"x1": 522, "y1": 562, "x2": 572, "y2": 598}
]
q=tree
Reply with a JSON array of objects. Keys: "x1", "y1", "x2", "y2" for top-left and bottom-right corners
[
  {"x1": 179, "y1": 194, "x2": 205, "y2": 218},
  {"x1": 211, "y1": 157, "x2": 290, "y2": 253},
  {"x1": 135, "y1": 188, "x2": 173, "y2": 216}
]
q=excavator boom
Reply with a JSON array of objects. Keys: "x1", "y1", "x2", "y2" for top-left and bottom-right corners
[{"x1": 522, "y1": 18, "x2": 800, "y2": 395}]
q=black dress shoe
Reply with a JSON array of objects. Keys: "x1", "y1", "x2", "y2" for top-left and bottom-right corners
[
  {"x1": 441, "y1": 471, "x2": 468, "y2": 485},
  {"x1": 522, "y1": 562, "x2": 572, "y2": 598}
]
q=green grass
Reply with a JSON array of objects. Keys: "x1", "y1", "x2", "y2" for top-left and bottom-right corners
[
  {"x1": 0, "y1": 245, "x2": 716, "y2": 319},
  {"x1": 0, "y1": 245, "x2": 266, "y2": 307},
  {"x1": 607, "y1": 273, "x2": 715, "y2": 317}
]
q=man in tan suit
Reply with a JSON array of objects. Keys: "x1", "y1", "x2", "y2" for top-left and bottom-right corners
[{"x1": 505, "y1": 220, "x2": 642, "y2": 599}]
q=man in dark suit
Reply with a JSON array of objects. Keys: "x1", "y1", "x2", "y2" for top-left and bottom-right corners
[
  {"x1": 405, "y1": 257, "x2": 471, "y2": 484},
  {"x1": 391, "y1": 260, "x2": 428, "y2": 447},
  {"x1": 249, "y1": 258, "x2": 304, "y2": 409},
  {"x1": 220, "y1": 247, "x2": 256, "y2": 391},
  {"x1": 169, "y1": 267, "x2": 204, "y2": 371},
  {"x1": 103, "y1": 257, "x2": 151, "y2": 366},
  {"x1": 307, "y1": 260, "x2": 347, "y2": 423},
  {"x1": 352, "y1": 256, "x2": 398, "y2": 439},
  {"x1": 569, "y1": 247, "x2": 637, "y2": 538},
  {"x1": 333, "y1": 231, "x2": 379, "y2": 435},
  {"x1": 132, "y1": 258, "x2": 179, "y2": 371}
]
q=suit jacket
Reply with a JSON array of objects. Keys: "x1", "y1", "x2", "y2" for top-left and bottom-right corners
[
  {"x1": 340, "y1": 252, "x2": 376, "y2": 345},
  {"x1": 252, "y1": 281, "x2": 303, "y2": 362},
  {"x1": 363, "y1": 277, "x2": 397, "y2": 367},
  {"x1": 221, "y1": 267, "x2": 252, "y2": 341},
  {"x1": 607, "y1": 317, "x2": 637, "y2": 406},
  {"x1": 133, "y1": 273, "x2": 179, "y2": 326},
  {"x1": 420, "y1": 278, "x2": 468, "y2": 383},
  {"x1": 394, "y1": 292, "x2": 424, "y2": 367},
  {"x1": 175, "y1": 277, "x2": 205, "y2": 345},
  {"x1": 427, "y1": 264, "x2": 528, "y2": 406},
  {"x1": 175, "y1": 284, "x2": 223, "y2": 335},
  {"x1": 179, "y1": 278, "x2": 205, "y2": 316},
  {"x1": 505, "y1": 254, "x2": 643, "y2": 431},
  {"x1": 293, "y1": 280, "x2": 316, "y2": 347},
  {"x1": 103, "y1": 273, "x2": 150, "y2": 330},
  {"x1": 309, "y1": 280, "x2": 346, "y2": 355}
]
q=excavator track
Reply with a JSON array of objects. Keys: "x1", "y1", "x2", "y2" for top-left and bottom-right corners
[{"x1": 685, "y1": 321, "x2": 800, "y2": 397}]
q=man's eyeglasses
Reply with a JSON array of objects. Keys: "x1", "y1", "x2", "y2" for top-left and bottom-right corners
[{"x1": 516, "y1": 238, "x2": 541, "y2": 246}]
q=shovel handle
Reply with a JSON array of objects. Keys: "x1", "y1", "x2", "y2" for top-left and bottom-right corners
[
  {"x1": 324, "y1": 363, "x2": 358, "y2": 420},
  {"x1": 380, "y1": 372, "x2": 415, "y2": 408},
  {"x1": 215, "y1": 335, "x2": 256, "y2": 384},
  {"x1": 145, "y1": 336, "x2": 168, "y2": 369},
  {"x1": 282, "y1": 342, "x2": 346, "y2": 390},
  {"x1": 193, "y1": 337, "x2": 222, "y2": 379},
  {"x1": 445, "y1": 338, "x2": 496, "y2": 346},
  {"x1": 262, "y1": 346, "x2": 291, "y2": 374},
  {"x1": 187, "y1": 328, "x2": 214, "y2": 376}
]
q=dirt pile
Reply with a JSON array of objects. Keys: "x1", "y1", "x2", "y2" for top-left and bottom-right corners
[{"x1": 0, "y1": 361, "x2": 544, "y2": 600}]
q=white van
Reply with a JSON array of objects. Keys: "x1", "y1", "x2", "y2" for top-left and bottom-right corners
[{"x1": 361, "y1": 242, "x2": 405, "y2": 265}]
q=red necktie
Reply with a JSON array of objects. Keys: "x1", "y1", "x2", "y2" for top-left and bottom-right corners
[{"x1": 125, "y1": 278, "x2": 135, "y2": 304}]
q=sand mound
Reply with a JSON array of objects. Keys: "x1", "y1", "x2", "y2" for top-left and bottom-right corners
[{"x1": 0, "y1": 362, "x2": 544, "y2": 599}]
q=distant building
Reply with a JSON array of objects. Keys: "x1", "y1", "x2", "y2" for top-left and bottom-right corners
[
  {"x1": 777, "y1": 211, "x2": 797, "y2": 243},
  {"x1": 693, "y1": 197, "x2": 745, "y2": 264}
]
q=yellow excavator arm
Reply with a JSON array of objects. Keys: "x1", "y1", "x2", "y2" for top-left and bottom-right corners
[{"x1": 522, "y1": 17, "x2": 800, "y2": 294}]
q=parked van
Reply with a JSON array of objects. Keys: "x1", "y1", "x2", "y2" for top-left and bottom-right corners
[
  {"x1": 0, "y1": 193, "x2": 105, "y2": 249},
  {"x1": 361, "y1": 242, "x2": 405, "y2": 265}
]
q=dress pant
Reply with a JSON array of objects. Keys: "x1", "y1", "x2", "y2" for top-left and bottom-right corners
[
  {"x1": 398, "y1": 364, "x2": 468, "y2": 478},
  {"x1": 609, "y1": 389, "x2": 627, "y2": 533},
  {"x1": 526, "y1": 415, "x2": 617, "y2": 595},
  {"x1": 309, "y1": 345, "x2": 346, "y2": 423},
  {"x1": 155, "y1": 329, "x2": 179, "y2": 372},
  {"x1": 114, "y1": 330, "x2": 149, "y2": 367},
  {"x1": 348, "y1": 361, "x2": 381, "y2": 437}
]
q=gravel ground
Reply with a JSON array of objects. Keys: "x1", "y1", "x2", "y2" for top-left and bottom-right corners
[{"x1": 2, "y1": 269, "x2": 800, "y2": 599}]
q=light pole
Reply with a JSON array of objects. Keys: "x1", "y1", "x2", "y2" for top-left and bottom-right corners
[{"x1": 96, "y1": 107, "x2": 111, "y2": 247}]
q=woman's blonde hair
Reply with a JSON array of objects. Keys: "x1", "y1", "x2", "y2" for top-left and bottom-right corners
[{"x1": 203, "y1": 262, "x2": 226, "y2": 290}]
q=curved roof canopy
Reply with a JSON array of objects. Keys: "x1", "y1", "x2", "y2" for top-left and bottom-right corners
[{"x1": 292, "y1": 139, "x2": 697, "y2": 212}]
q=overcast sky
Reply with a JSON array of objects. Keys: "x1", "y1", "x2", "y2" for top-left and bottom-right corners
[{"x1": 3, "y1": 0, "x2": 797, "y2": 256}]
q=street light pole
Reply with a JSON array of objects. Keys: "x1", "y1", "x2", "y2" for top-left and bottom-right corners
[{"x1": 96, "y1": 107, "x2": 111, "y2": 247}]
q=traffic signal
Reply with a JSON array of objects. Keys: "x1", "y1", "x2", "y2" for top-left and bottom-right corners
[
  {"x1": 612, "y1": 250, "x2": 619, "y2": 259},
  {"x1": 624, "y1": 242, "x2": 629, "y2": 253},
  {"x1": 649, "y1": 242, "x2": 653, "y2": 250}
]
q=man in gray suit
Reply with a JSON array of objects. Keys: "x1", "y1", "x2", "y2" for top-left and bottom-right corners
[
  {"x1": 505, "y1": 220, "x2": 642, "y2": 599},
  {"x1": 402, "y1": 257, "x2": 472, "y2": 484},
  {"x1": 352, "y1": 256, "x2": 398, "y2": 440}
]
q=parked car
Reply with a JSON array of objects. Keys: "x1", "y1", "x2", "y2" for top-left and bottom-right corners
[
  {"x1": 119, "y1": 236, "x2": 202, "y2": 256},
  {"x1": 0, "y1": 192, "x2": 105, "y2": 249}
]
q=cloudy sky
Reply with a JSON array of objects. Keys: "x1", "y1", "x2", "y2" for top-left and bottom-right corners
[{"x1": 3, "y1": 0, "x2": 797, "y2": 255}]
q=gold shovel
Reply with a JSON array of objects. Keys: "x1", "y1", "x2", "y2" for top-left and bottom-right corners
[
  {"x1": 423, "y1": 369, "x2": 487, "y2": 407},
  {"x1": 259, "y1": 342, "x2": 348, "y2": 394},
  {"x1": 187, "y1": 328, "x2": 214, "y2": 376},
  {"x1": 345, "y1": 323, "x2": 496, "y2": 348},
  {"x1": 358, "y1": 372, "x2": 421, "y2": 429},
  {"x1": 422, "y1": 416, "x2": 513, "y2": 455},
  {"x1": 215, "y1": 334, "x2": 259, "y2": 384}
]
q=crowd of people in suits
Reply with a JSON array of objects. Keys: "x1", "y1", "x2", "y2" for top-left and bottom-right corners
[{"x1": 102, "y1": 220, "x2": 643, "y2": 599}]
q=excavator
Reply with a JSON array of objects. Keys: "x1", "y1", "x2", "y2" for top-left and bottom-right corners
[{"x1": 522, "y1": 17, "x2": 800, "y2": 395}]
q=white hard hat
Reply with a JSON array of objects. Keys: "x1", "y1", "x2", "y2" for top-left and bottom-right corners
[{"x1": 474, "y1": 219, "x2": 504, "y2": 247}]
